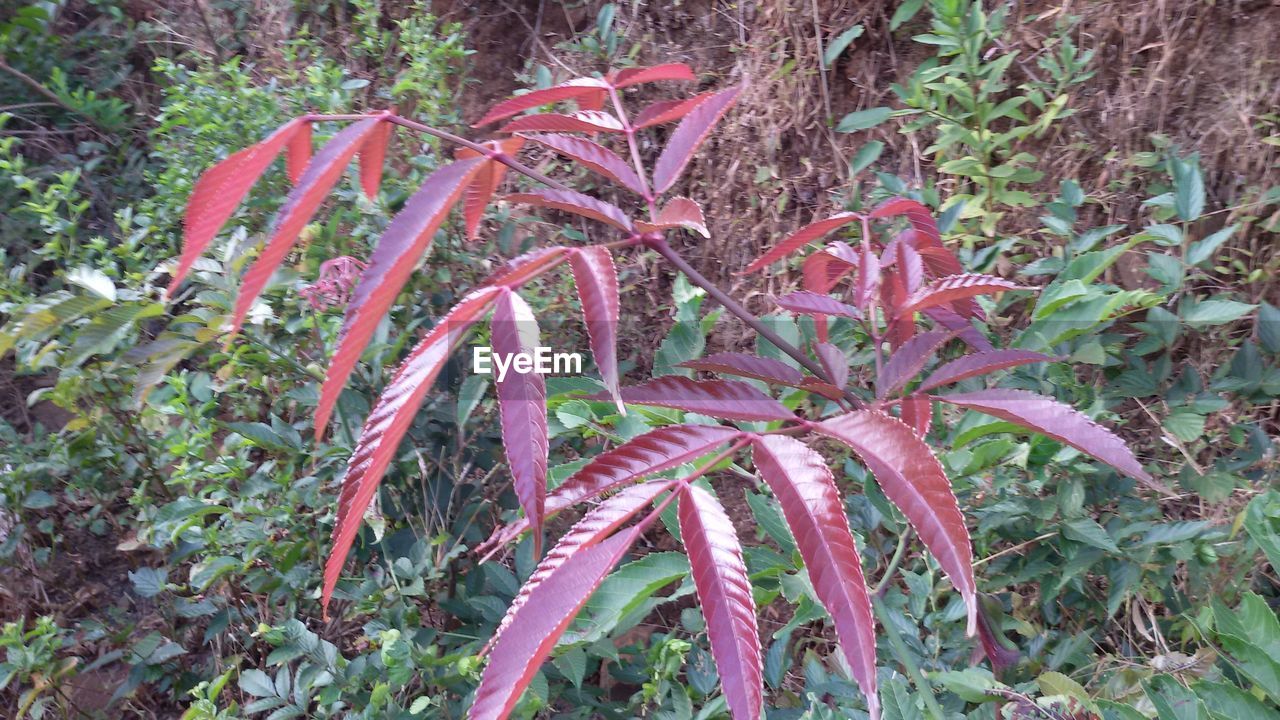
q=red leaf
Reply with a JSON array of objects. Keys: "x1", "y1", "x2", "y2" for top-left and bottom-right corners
[
  {"x1": 882, "y1": 267, "x2": 916, "y2": 350},
  {"x1": 652, "y1": 85, "x2": 743, "y2": 194},
  {"x1": 917, "y1": 350, "x2": 1057, "y2": 393},
  {"x1": 775, "y1": 291, "x2": 861, "y2": 319},
  {"x1": 798, "y1": 377, "x2": 847, "y2": 401},
  {"x1": 869, "y1": 198, "x2": 973, "y2": 310},
  {"x1": 816, "y1": 342, "x2": 848, "y2": 390},
  {"x1": 812, "y1": 411, "x2": 977, "y2": 636},
  {"x1": 876, "y1": 330, "x2": 953, "y2": 399},
  {"x1": 492, "y1": 290, "x2": 549, "y2": 557},
  {"x1": 742, "y1": 212, "x2": 860, "y2": 274},
  {"x1": 633, "y1": 92, "x2": 716, "y2": 129},
  {"x1": 898, "y1": 274, "x2": 1032, "y2": 316},
  {"x1": 469, "y1": 527, "x2": 639, "y2": 720},
  {"x1": 607, "y1": 377, "x2": 795, "y2": 422},
  {"x1": 635, "y1": 197, "x2": 709, "y2": 238},
  {"x1": 285, "y1": 121, "x2": 312, "y2": 184},
  {"x1": 482, "y1": 246, "x2": 572, "y2": 289},
  {"x1": 357, "y1": 117, "x2": 393, "y2": 199},
  {"x1": 934, "y1": 388, "x2": 1153, "y2": 483},
  {"x1": 323, "y1": 286, "x2": 502, "y2": 616},
  {"x1": 473, "y1": 77, "x2": 611, "y2": 127},
  {"x1": 752, "y1": 436, "x2": 878, "y2": 718},
  {"x1": 231, "y1": 117, "x2": 387, "y2": 334},
  {"x1": 883, "y1": 230, "x2": 924, "y2": 293},
  {"x1": 485, "y1": 479, "x2": 675, "y2": 655},
  {"x1": 802, "y1": 242, "x2": 858, "y2": 293},
  {"x1": 612, "y1": 63, "x2": 697, "y2": 88},
  {"x1": 169, "y1": 117, "x2": 307, "y2": 295},
  {"x1": 315, "y1": 156, "x2": 487, "y2": 435},
  {"x1": 899, "y1": 394, "x2": 933, "y2": 438},
  {"x1": 569, "y1": 246, "x2": 622, "y2": 410},
  {"x1": 506, "y1": 189, "x2": 633, "y2": 232},
  {"x1": 922, "y1": 306, "x2": 992, "y2": 352},
  {"x1": 679, "y1": 352, "x2": 805, "y2": 387},
  {"x1": 520, "y1": 132, "x2": 646, "y2": 196},
  {"x1": 499, "y1": 111, "x2": 625, "y2": 134},
  {"x1": 974, "y1": 594, "x2": 1020, "y2": 672},
  {"x1": 679, "y1": 484, "x2": 763, "y2": 720},
  {"x1": 477, "y1": 424, "x2": 742, "y2": 559},
  {"x1": 457, "y1": 139, "x2": 525, "y2": 241}
]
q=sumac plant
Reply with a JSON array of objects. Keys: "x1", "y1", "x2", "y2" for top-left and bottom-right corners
[{"x1": 166, "y1": 63, "x2": 1155, "y2": 720}]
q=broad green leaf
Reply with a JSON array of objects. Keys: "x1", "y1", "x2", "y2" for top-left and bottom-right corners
[
  {"x1": 1145, "y1": 674, "x2": 1209, "y2": 720},
  {"x1": 849, "y1": 141, "x2": 885, "y2": 176},
  {"x1": 240, "y1": 669, "x2": 277, "y2": 698},
  {"x1": 1062, "y1": 518, "x2": 1120, "y2": 553},
  {"x1": 1186, "y1": 224, "x2": 1237, "y2": 267},
  {"x1": 1180, "y1": 299, "x2": 1256, "y2": 327},
  {"x1": 66, "y1": 266, "x2": 116, "y2": 301},
  {"x1": 1037, "y1": 671, "x2": 1096, "y2": 713},
  {"x1": 1244, "y1": 492, "x2": 1280, "y2": 573},
  {"x1": 1193, "y1": 679, "x2": 1280, "y2": 720},
  {"x1": 1163, "y1": 411, "x2": 1205, "y2": 443},
  {"x1": 1142, "y1": 223, "x2": 1183, "y2": 247},
  {"x1": 1172, "y1": 154, "x2": 1206, "y2": 221},
  {"x1": 933, "y1": 668, "x2": 1006, "y2": 703},
  {"x1": 562, "y1": 552, "x2": 691, "y2": 645},
  {"x1": 880, "y1": 676, "x2": 924, "y2": 720},
  {"x1": 837, "y1": 107, "x2": 893, "y2": 132},
  {"x1": 890, "y1": 0, "x2": 925, "y2": 31},
  {"x1": 1258, "y1": 302, "x2": 1280, "y2": 353}
]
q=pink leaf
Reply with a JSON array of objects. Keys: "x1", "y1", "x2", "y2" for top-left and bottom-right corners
[
  {"x1": 469, "y1": 527, "x2": 639, "y2": 720},
  {"x1": 815, "y1": 342, "x2": 849, "y2": 390},
  {"x1": 499, "y1": 111, "x2": 625, "y2": 134},
  {"x1": 477, "y1": 425, "x2": 742, "y2": 559},
  {"x1": 922, "y1": 306, "x2": 992, "y2": 352},
  {"x1": 357, "y1": 116, "x2": 393, "y2": 199},
  {"x1": 506, "y1": 189, "x2": 633, "y2": 232},
  {"x1": 492, "y1": 290, "x2": 549, "y2": 557},
  {"x1": 485, "y1": 479, "x2": 675, "y2": 655},
  {"x1": 752, "y1": 436, "x2": 878, "y2": 718},
  {"x1": 323, "y1": 286, "x2": 502, "y2": 616},
  {"x1": 285, "y1": 121, "x2": 312, "y2": 184},
  {"x1": 612, "y1": 63, "x2": 697, "y2": 88},
  {"x1": 606, "y1": 377, "x2": 796, "y2": 423},
  {"x1": 168, "y1": 117, "x2": 308, "y2": 295},
  {"x1": 473, "y1": 78, "x2": 612, "y2": 127},
  {"x1": 775, "y1": 291, "x2": 861, "y2": 319},
  {"x1": 917, "y1": 350, "x2": 1058, "y2": 393},
  {"x1": 742, "y1": 212, "x2": 860, "y2": 274},
  {"x1": 679, "y1": 484, "x2": 763, "y2": 720},
  {"x1": 633, "y1": 92, "x2": 717, "y2": 129},
  {"x1": 899, "y1": 394, "x2": 933, "y2": 438},
  {"x1": 636, "y1": 197, "x2": 709, "y2": 238},
  {"x1": 934, "y1": 388, "x2": 1153, "y2": 484},
  {"x1": 652, "y1": 85, "x2": 743, "y2": 194},
  {"x1": 456, "y1": 138, "x2": 525, "y2": 241},
  {"x1": 569, "y1": 246, "x2": 623, "y2": 410},
  {"x1": 679, "y1": 352, "x2": 805, "y2": 387},
  {"x1": 315, "y1": 156, "x2": 487, "y2": 435},
  {"x1": 812, "y1": 410, "x2": 977, "y2": 637},
  {"x1": 855, "y1": 243, "x2": 881, "y2": 312},
  {"x1": 801, "y1": 242, "x2": 859, "y2": 293},
  {"x1": 482, "y1": 246, "x2": 572, "y2": 289},
  {"x1": 520, "y1": 132, "x2": 647, "y2": 196},
  {"x1": 876, "y1": 330, "x2": 953, "y2": 399},
  {"x1": 231, "y1": 117, "x2": 387, "y2": 334},
  {"x1": 898, "y1": 274, "x2": 1033, "y2": 316}
]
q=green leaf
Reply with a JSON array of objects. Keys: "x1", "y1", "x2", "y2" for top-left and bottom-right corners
[
  {"x1": 745, "y1": 492, "x2": 796, "y2": 554},
  {"x1": 1163, "y1": 411, "x2": 1205, "y2": 443},
  {"x1": 890, "y1": 0, "x2": 925, "y2": 31},
  {"x1": 129, "y1": 567, "x2": 167, "y2": 598},
  {"x1": 1145, "y1": 674, "x2": 1209, "y2": 720},
  {"x1": 1194, "y1": 679, "x2": 1280, "y2": 720},
  {"x1": 1037, "y1": 671, "x2": 1096, "y2": 713},
  {"x1": 226, "y1": 422, "x2": 293, "y2": 451},
  {"x1": 933, "y1": 668, "x2": 1007, "y2": 703},
  {"x1": 240, "y1": 669, "x2": 277, "y2": 698},
  {"x1": 1142, "y1": 223, "x2": 1183, "y2": 247},
  {"x1": 1244, "y1": 491, "x2": 1280, "y2": 573},
  {"x1": 1186, "y1": 224, "x2": 1237, "y2": 267},
  {"x1": 837, "y1": 107, "x2": 893, "y2": 132},
  {"x1": 880, "y1": 676, "x2": 924, "y2": 720},
  {"x1": 823, "y1": 24, "x2": 863, "y2": 68},
  {"x1": 66, "y1": 266, "x2": 116, "y2": 301},
  {"x1": 1258, "y1": 302, "x2": 1280, "y2": 353},
  {"x1": 1172, "y1": 154, "x2": 1206, "y2": 221},
  {"x1": 562, "y1": 552, "x2": 691, "y2": 645},
  {"x1": 22, "y1": 489, "x2": 56, "y2": 509},
  {"x1": 1215, "y1": 634, "x2": 1280, "y2": 702},
  {"x1": 848, "y1": 140, "x2": 884, "y2": 176},
  {"x1": 1180, "y1": 299, "x2": 1256, "y2": 327},
  {"x1": 456, "y1": 375, "x2": 488, "y2": 427},
  {"x1": 1062, "y1": 518, "x2": 1120, "y2": 553},
  {"x1": 1097, "y1": 699, "x2": 1148, "y2": 720}
]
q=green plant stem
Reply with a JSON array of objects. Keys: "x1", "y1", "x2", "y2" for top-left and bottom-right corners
[
  {"x1": 872, "y1": 527, "x2": 914, "y2": 597},
  {"x1": 872, "y1": 596, "x2": 945, "y2": 720}
]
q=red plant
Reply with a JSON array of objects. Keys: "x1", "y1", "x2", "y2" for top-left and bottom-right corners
[{"x1": 167, "y1": 64, "x2": 1154, "y2": 720}]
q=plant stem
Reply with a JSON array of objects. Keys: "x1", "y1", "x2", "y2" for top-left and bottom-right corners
[
  {"x1": 647, "y1": 237, "x2": 865, "y2": 408},
  {"x1": 872, "y1": 527, "x2": 914, "y2": 596},
  {"x1": 872, "y1": 596, "x2": 946, "y2": 720}
]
